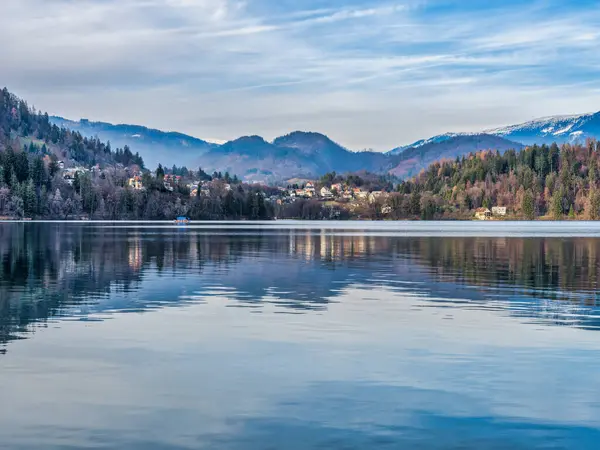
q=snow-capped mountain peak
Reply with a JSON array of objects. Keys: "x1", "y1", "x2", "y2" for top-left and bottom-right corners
[
  {"x1": 390, "y1": 110, "x2": 600, "y2": 155},
  {"x1": 484, "y1": 111, "x2": 600, "y2": 145}
]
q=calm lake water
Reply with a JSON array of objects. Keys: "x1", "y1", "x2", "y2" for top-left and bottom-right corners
[{"x1": 2, "y1": 221, "x2": 600, "y2": 449}]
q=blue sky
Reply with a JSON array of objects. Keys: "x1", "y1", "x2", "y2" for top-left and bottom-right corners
[{"x1": 2, "y1": 0, "x2": 600, "y2": 150}]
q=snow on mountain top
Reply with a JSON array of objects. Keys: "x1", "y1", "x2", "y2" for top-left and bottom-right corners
[
  {"x1": 486, "y1": 112, "x2": 597, "y2": 135},
  {"x1": 390, "y1": 110, "x2": 600, "y2": 155},
  {"x1": 553, "y1": 124, "x2": 574, "y2": 135},
  {"x1": 204, "y1": 138, "x2": 227, "y2": 145}
]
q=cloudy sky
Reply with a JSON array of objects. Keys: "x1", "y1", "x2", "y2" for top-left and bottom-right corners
[{"x1": 2, "y1": 0, "x2": 600, "y2": 150}]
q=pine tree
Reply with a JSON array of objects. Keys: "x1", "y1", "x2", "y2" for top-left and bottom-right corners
[
  {"x1": 588, "y1": 188, "x2": 600, "y2": 220},
  {"x1": 409, "y1": 191, "x2": 421, "y2": 216},
  {"x1": 23, "y1": 179, "x2": 36, "y2": 216},
  {"x1": 551, "y1": 190, "x2": 564, "y2": 220},
  {"x1": 156, "y1": 164, "x2": 165, "y2": 179},
  {"x1": 522, "y1": 190, "x2": 535, "y2": 220},
  {"x1": 31, "y1": 156, "x2": 46, "y2": 188},
  {"x1": 49, "y1": 160, "x2": 59, "y2": 178}
]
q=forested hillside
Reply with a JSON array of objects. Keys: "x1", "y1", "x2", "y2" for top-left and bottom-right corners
[
  {"x1": 0, "y1": 89, "x2": 144, "y2": 168},
  {"x1": 392, "y1": 140, "x2": 600, "y2": 220},
  {"x1": 0, "y1": 88, "x2": 275, "y2": 220}
]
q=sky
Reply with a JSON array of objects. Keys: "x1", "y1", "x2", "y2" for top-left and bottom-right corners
[{"x1": 2, "y1": 0, "x2": 600, "y2": 151}]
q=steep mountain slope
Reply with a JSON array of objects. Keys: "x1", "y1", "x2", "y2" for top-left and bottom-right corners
[
  {"x1": 198, "y1": 131, "x2": 393, "y2": 182},
  {"x1": 50, "y1": 117, "x2": 217, "y2": 169},
  {"x1": 388, "y1": 133, "x2": 460, "y2": 156},
  {"x1": 274, "y1": 131, "x2": 391, "y2": 174},
  {"x1": 485, "y1": 112, "x2": 600, "y2": 145},
  {"x1": 199, "y1": 136, "x2": 313, "y2": 181},
  {"x1": 389, "y1": 134, "x2": 523, "y2": 179},
  {"x1": 0, "y1": 88, "x2": 144, "y2": 169}
]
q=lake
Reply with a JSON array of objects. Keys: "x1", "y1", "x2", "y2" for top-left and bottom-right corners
[{"x1": 1, "y1": 221, "x2": 600, "y2": 449}]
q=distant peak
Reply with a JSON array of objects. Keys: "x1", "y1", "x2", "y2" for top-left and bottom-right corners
[
  {"x1": 274, "y1": 131, "x2": 330, "y2": 142},
  {"x1": 228, "y1": 135, "x2": 268, "y2": 145},
  {"x1": 288, "y1": 131, "x2": 327, "y2": 138}
]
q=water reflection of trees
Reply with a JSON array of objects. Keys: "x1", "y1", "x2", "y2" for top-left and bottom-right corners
[
  {"x1": 0, "y1": 225, "x2": 395, "y2": 350},
  {"x1": 398, "y1": 238, "x2": 600, "y2": 305},
  {"x1": 2, "y1": 225, "x2": 600, "y2": 352}
]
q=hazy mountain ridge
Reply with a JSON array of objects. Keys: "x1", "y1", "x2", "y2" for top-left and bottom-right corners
[
  {"x1": 50, "y1": 117, "x2": 218, "y2": 169},
  {"x1": 199, "y1": 132, "x2": 394, "y2": 182}
]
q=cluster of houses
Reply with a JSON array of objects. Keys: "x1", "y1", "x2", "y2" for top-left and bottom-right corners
[
  {"x1": 287, "y1": 182, "x2": 387, "y2": 203},
  {"x1": 189, "y1": 180, "x2": 232, "y2": 197},
  {"x1": 474, "y1": 206, "x2": 508, "y2": 220},
  {"x1": 163, "y1": 174, "x2": 182, "y2": 192},
  {"x1": 125, "y1": 172, "x2": 235, "y2": 197},
  {"x1": 127, "y1": 173, "x2": 184, "y2": 192}
]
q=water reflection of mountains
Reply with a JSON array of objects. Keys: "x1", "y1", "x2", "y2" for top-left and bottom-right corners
[{"x1": 2, "y1": 224, "x2": 600, "y2": 351}]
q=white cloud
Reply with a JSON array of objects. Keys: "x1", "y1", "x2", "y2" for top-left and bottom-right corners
[{"x1": 2, "y1": 0, "x2": 600, "y2": 151}]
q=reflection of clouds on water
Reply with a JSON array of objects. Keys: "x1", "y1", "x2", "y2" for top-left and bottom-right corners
[
  {"x1": 204, "y1": 382, "x2": 600, "y2": 450},
  {"x1": 3, "y1": 291, "x2": 600, "y2": 450}
]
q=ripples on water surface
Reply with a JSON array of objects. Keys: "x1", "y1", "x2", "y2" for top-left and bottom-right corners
[{"x1": 1, "y1": 221, "x2": 600, "y2": 449}]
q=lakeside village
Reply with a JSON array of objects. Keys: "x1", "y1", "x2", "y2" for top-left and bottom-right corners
[
  {"x1": 124, "y1": 172, "x2": 397, "y2": 215},
  {"x1": 118, "y1": 169, "x2": 508, "y2": 220},
  {"x1": 50, "y1": 161, "x2": 515, "y2": 221}
]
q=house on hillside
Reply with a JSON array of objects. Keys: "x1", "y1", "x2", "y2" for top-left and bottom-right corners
[
  {"x1": 331, "y1": 183, "x2": 343, "y2": 195},
  {"x1": 128, "y1": 176, "x2": 143, "y2": 190},
  {"x1": 164, "y1": 174, "x2": 182, "y2": 185},
  {"x1": 353, "y1": 188, "x2": 368, "y2": 200},
  {"x1": 320, "y1": 187, "x2": 334, "y2": 199},
  {"x1": 63, "y1": 173, "x2": 75, "y2": 186},
  {"x1": 491, "y1": 206, "x2": 507, "y2": 217},
  {"x1": 475, "y1": 208, "x2": 492, "y2": 220},
  {"x1": 63, "y1": 167, "x2": 87, "y2": 186}
]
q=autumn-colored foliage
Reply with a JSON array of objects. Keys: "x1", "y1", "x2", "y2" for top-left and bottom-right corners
[{"x1": 394, "y1": 140, "x2": 600, "y2": 220}]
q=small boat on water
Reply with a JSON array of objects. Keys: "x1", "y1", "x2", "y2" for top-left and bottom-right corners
[{"x1": 174, "y1": 216, "x2": 191, "y2": 225}]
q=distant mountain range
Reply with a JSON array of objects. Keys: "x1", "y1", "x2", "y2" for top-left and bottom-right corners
[
  {"x1": 50, "y1": 117, "x2": 393, "y2": 182},
  {"x1": 201, "y1": 132, "x2": 391, "y2": 182},
  {"x1": 50, "y1": 117, "x2": 218, "y2": 168},
  {"x1": 51, "y1": 111, "x2": 600, "y2": 181}
]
